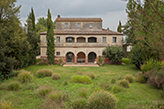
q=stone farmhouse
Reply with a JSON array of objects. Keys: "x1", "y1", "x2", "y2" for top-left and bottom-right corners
[{"x1": 40, "y1": 15, "x2": 123, "y2": 64}]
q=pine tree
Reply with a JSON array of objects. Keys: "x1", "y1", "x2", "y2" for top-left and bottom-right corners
[
  {"x1": 28, "y1": 7, "x2": 35, "y2": 31},
  {"x1": 47, "y1": 9, "x2": 55, "y2": 64}
]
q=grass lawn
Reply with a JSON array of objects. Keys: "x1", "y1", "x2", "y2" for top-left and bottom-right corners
[{"x1": 0, "y1": 64, "x2": 163, "y2": 109}]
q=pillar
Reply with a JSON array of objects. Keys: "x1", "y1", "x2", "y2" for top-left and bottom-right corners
[
  {"x1": 85, "y1": 56, "x2": 88, "y2": 63},
  {"x1": 74, "y1": 56, "x2": 77, "y2": 63}
]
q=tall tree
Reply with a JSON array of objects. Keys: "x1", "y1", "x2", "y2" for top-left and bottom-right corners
[
  {"x1": 28, "y1": 7, "x2": 35, "y2": 31},
  {"x1": 0, "y1": 0, "x2": 30, "y2": 79},
  {"x1": 117, "y1": 20, "x2": 122, "y2": 33},
  {"x1": 46, "y1": 9, "x2": 55, "y2": 64}
]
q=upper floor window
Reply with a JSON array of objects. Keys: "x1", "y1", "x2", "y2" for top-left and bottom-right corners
[
  {"x1": 113, "y1": 37, "x2": 117, "y2": 43},
  {"x1": 103, "y1": 37, "x2": 106, "y2": 43},
  {"x1": 66, "y1": 37, "x2": 75, "y2": 43},
  {"x1": 56, "y1": 37, "x2": 60, "y2": 42},
  {"x1": 65, "y1": 23, "x2": 68, "y2": 28},
  {"x1": 89, "y1": 23, "x2": 93, "y2": 28},
  {"x1": 77, "y1": 23, "x2": 81, "y2": 28},
  {"x1": 88, "y1": 37, "x2": 97, "y2": 43}
]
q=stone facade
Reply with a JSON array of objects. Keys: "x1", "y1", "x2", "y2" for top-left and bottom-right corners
[{"x1": 40, "y1": 15, "x2": 123, "y2": 64}]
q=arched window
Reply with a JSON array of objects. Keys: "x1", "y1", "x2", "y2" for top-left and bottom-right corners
[
  {"x1": 77, "y1": 37, "x2": 86, "y2": 43},
  {"x1": 88, "y1": 37, "x2": 97, "y2": 43},
  {"x1": 66, "y1": 37, "x2": 75, "y2": 43}
]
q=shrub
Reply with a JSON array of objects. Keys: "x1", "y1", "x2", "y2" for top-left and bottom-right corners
[
  {"x1": 104, "y1": 45, "x2": 125, "y2": 64},
  {"x1": 124, "y1": 74, "x2": 133, "y2": 83},
  {"x1": 99, "y1": 82, "x2": 110, "y2": 90},
  {"x1": 42, "y1": 99, "x2": 65, "y2": 109},
  {"x1": 122, "y1": 58, "x2": 130, "y2": 65},
  {"x1": 52, "y1": 73, "x2": 61, "y2": 80},
  {"x1": 88, "y1": 90, "x2": 118, "y2": 109},
  {"x1": 144, "y1": 69, "x2": 164, "y2": 89},
  {"x1": 22, "y1": 83, "x2": 38, "y2": 90},
  {"x1": 17, "y1": 70, "x2": 33, "y2": 83},
  {"x1": 77, "y1": 88, "x2": 89, "y2": 98},
  {"x1": 159, "y1": 90, "x2": 164, "y2": 98},
  {"x1": 0, "y1": 83, "x2": 8, "y2": 90},
  {"x1": 141, "y1": 58, "x2": 164, "y2": 74},
  {"x1": 36, "y1": 85, "x2": 52, "y2": 97},
  {"x1": 112, "y1": 85, "x2": 124, "y2": 93},
  {"x1": 71, "y1": 75, "x2": 92, "y2": 84},
  {"x1": 118, "y1": 79, "x2": 129, "y2": 88},
  {"x1": 36, "y1": 69, "x2": 53, "y2": 78},
  {"x1": 47, "y1": 91, "x2": 68, "y2": 103},
  {"x1": 63, "y1": 81, "x2": 68, "y2": 86},
  {"x1": 76, "y1": 72, "x2": 96, "y2": 79},
  {"x1": 0, "y1": 100, "x2": 12, "y2": 109},
  {"x1": 135, "y1": 72, "x2": 147, "y2": 83},
  {"x1": 98, "y1": 56, "x2": 103, "y2": 64},
  {"x1": 111, "y1": 78, "x2": 116, "y2": 84},
  {"x1": 71, "y1": 98, "x2": 88, "y2": 109},
  {"x1": 8, "y1": 82, "x2": 20, "y2": 91}
]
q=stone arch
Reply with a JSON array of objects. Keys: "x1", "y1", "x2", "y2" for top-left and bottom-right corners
[
  {"x1": 66, "y1": 52, "x2": 75, "y2": 62},
  {"x1": 77, "y1": 52, "x2": 86, "y2": 63},
  {"x1": 88, "y1": 52, "x2": 97, "y2": 63}
]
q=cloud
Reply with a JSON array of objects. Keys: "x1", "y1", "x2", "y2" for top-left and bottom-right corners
[{"x1": 16, "y1": 0, "x2": 128, "y2": 31}]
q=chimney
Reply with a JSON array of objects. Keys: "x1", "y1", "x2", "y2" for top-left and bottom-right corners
[
  {"x1": 57, "y1": 15, "x2": 60, "y2": 18},
  {"x1": 107, "y1": 27, "x2": 109, "y2": 30}
]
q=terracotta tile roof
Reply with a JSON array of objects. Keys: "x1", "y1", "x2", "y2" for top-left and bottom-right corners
[
  {"x1": 40, "y1": 29, "x2": 123, "y2": 35},
  {"x1": 55, "y1": 18, "x2": 102, "y2": 22}
]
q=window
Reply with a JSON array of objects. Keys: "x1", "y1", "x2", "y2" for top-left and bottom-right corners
[
  {"x1": 67, "y1": 37, "x2": 72, "y2": 42},
  {"x1": 56, "y1": 52, "x2": 60, "y2": 55},
  {"x1": 88, "y1": 37, "x2": 97, "y2": 43},
  {"x1": 77, "y1": 23, "x2": 81, "y2": 28},
  {"x1": 89, "y1": 23, "x2": 93, "y2": 28},
  {"x1": 113, "y1": 37, "x2": 117, "y2": 43},
  {"x1": 65, "y1": 23, "x2": 68, "y2": 28},
  {"x1": 102, "y1": 37, "x2": 106, "y2": 43},
  {"x1": 56, "y1": 37, "x2": 60, "y2": 42}
]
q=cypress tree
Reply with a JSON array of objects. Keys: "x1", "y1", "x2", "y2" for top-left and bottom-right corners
[
  {"x1": 47, "y1": 9, "x2": 55, "y2": 64},
  {"x1": 27, "y1": 8, "x2": 38, "y2": 65},
  {"x1": 117, "y1": 20, "x2": 122, "y2": 33}
]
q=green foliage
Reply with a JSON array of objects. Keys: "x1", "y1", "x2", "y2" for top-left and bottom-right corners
[
  {"x1": 8, "y1": 81, "x2": 20, "y2": 91},
  {"x1": 76, "y1": 71, "x2": 96, "y2": 79},
  {"x1": 104, "y1": 45, "x2": 125, "y2": 64},
  {"x1": 124, "y1": 74, "x2": 133, "y2": 83},
  {"x1": 122, "y1": 58, "x2": 130, "y2": 65},
  {"x1": 111, "y1": 78, "x2": 116, "y2": 84},
  {"x1": 36, "y1": 85, "x2": 52, "y2": 97},
  {"x1": 17, "y1": 70, "x2": 33, "y2": 83},
  {"x1": 77, "y1": 88, "x2": 89, "y2": 98},
  {"x1": 143, "y1": 69, "x2": 164, "y2": 89},
  {"x1": 159, "y1": 90, "x2": 164, "y2": 99},
  {"x1": 28, "y1": 7, "x2": 35, "y2": 31},
  {"x1": 0, "y1": 100, "x2": 12, "y2": 109},
  {"x1": 27, "y1": 19, "x2": 38, "y2": 65},
  {"x1": 52, "y1": 73, "x2": 61, "y2": 80},
  {"x1": 141, "y1": 58, "x2": 164, "y2": 73},
  {"x1": 47, "y1": 9, "x2": 55, "y2": 64},
  {"x1": 36, "y1": 69, "x2": 53, "y2": 78},
  {"x1": 118, "y1": 79, "x2": 129, "y2": 88},
  {"x1": 0, "y1": 83, "x2": 8, "y2": 90},
  {"x1": 47, "y1": 91, "x2": 67, "y2": 102},
  {"x1": 63, "y1": 81, "x2": 68, "y2": 86},
  {"x1": 71, "y1": 75, "x2": 92, "y2": 84},
  {"x1": 112, "y1": 85, "x2": 124, "y2": 93},
  {"x1": 71, "y1": 98, "x2": 88, "y2": 109},
  {"x1": 117, "y1": 20, "x2": 122, "y2": 33},
  {"x1": 88, "y1": 90, "x2": 118, "y2": 109},
  {"x1": 135, "y1": 72, "x2": 147, "y2": 83},
  {"x1": 99, "y1": 82, "x2": 111, "y2": 90},
  {"x1": 98, "y1": 56, "x2": 103, "y2": 64}
]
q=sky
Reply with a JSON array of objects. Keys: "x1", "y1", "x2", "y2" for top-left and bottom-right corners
[{"x1": 16, "y1": 0, "x2": 129, "y2": 31}]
